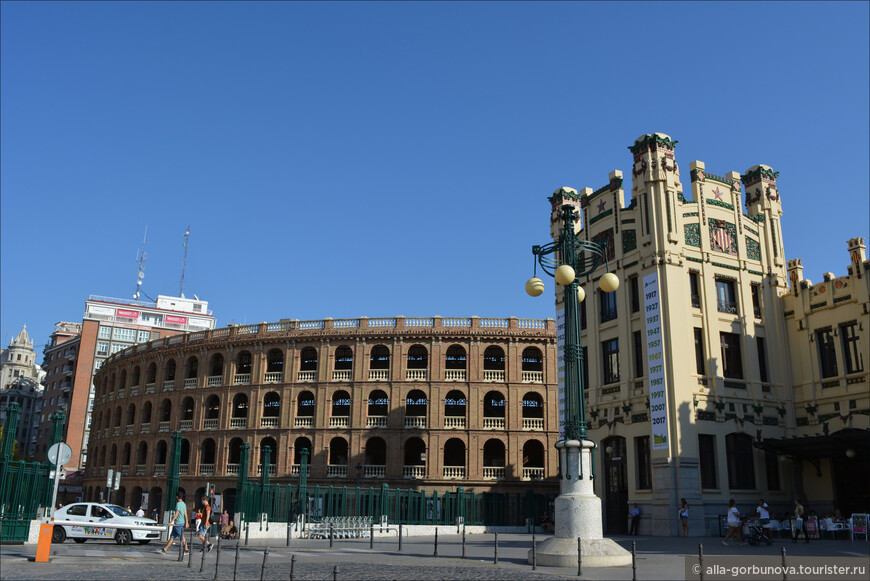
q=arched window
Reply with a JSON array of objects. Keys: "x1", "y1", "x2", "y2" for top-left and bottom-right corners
[
  {"x1": 266, "y1": 349, "x2": 284, "y2": 382},
  {"x1": 227, "y1": 438, "x2": 244, "y2": 474},
  {"x1": 445, "y1": 345, "x2": 467, "y2": 381},
  {"x1": 232, "y1": 394, "x2": 249, "y2": 426},
  {"x1": 205, "y1": 395, "x2": 220, "y2": 419},
  {"x1": 259, "y1": 437, "x2": 278, "y2": 476},
  {"x1": 140, "y1": 401, "x2": 152, "y2": 425},
  {"x1": 209, "y1": 354, "x2": 224, "y2": 380},
  {"x1": 136, "y1": 442, "x2": 148, "y2": 466},
  {"x1": 180, "y1": 439, "x2": 190, "y2": 465},
  {"x1": 164, "y1": 359, "x2": 176, "y2": 381},
  {"x1": 293, "y1": 437, "x2": 312, "y2": 466},
  {"x1": 146, "y1": 363, "x2": 157, "y2": 384},
  {"x1": 113, "y1": 406, "x2": 122, "y2": 428},
  {"x1": 329, "y1": 438, "x2": 348, "y2": 466},
  {"x1": 483, "y1": 439, "x2": 506, "y2": 480},
  {"x1": 521, "y1": 347, "x2": 543, "y2": 382},
  {"x1": 407, "y1": 345, "x2": 428, "y2": 369},
  {"x1": 159, "y1": 399, "x2": 172, "y2": 423},
  {"x1": 367, "y1": 389, "x2": 389, "y2": 417},
  {"x1": 155, "y1": 440, "x2": 168, "y2": 465},
  {"x1": 236, "y1": 351, "x2": 252, "y2": 374},
  {"x1": 483, "y1": 391, "x2": 506, "y2": 419},
  {"x1": 185, "y1": 356, "x2": 198, "y2": 380},
  {"x1": 522, "y1": 440, "x2": 545, "y2": 479},
  {"x1": 131, "y1": 366, "x2": 141, "y2": 388},
  {"x1": 444, "y1": 390, "x2": 466, "y2": 429},
  {"x1": 726, "y1": 433, "x2": 756, "y2": 489},
  {"x1": 200, "y1": 439, "x2": 217, "y2": 466},
  {"x1": 262, "y1": 392, "x2": 280, "y2": 427},
  {"x1": 369, "y1": 346, "x2": 390, "y2": 379},
  {"x1": 334, "y1": 346, "x2": 353, "y2": 370},
  {"x1": 521, "y1": 392, "x2": 544, "y2": 429},
  {"x1": 365, "y1": 437, "x2": 387, "y2": 473},
  {"x1": 443, "y1": 438, "x2": 465, "y2": 479},
  {"x1": 296, "y1": 391, "x2": 315, "y2": 420},
  {"x1": 109, "y1": 444, "x2": 117, "y2": 467},
  {"x1": 181, "y1": 397, "x2": 195, "y2": 425},
  {"x1": 109, "y1": 373, "x2": 116, "y2": 393},
  {"x1": 119, "y1": 370, "x2": 127, "y2": 390},
  {"x1": 403, "y1": 437, "x2": 426, "y2": 477},
  {"x1": 331, "y1": 390, "x2": 350, "y2": 425},
  {"x1": 405, "y1": 389, "x2": 427, "y2": 429},
  {"x1": 300, "y1": 348, "x2": 317, "y2": 371},
  {"x1": 483, "y1": 346, "x2": 505, "y2": 370},
  {"x1": 122, "y1": 442, "x2": 131, "y2": 466}
]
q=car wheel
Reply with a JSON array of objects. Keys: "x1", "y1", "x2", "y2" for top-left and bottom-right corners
[
  {"x1": 137, "y1": 540, "x2": 151, "y2": 545},
  {"x1": 52, "y1": 526, "x2": 66, "y2": 543},
  {"x1": 115, "y1": 529, "x2": 132, "y2": 545},
  {"x1": 73, "y1": 539, "x2": 87, "y2": 544}
]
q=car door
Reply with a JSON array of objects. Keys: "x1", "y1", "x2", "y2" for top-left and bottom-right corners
[
  {"x1": 64, "y1": 503, "x2": 89, "y2": 539},
  {"x1": 89, "y1": 504, "x2": 114, "y2": 539}
]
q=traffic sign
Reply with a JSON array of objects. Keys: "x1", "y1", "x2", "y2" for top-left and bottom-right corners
[{"x1": 47, "y1": 442, "x2": 72, "y2": 467}]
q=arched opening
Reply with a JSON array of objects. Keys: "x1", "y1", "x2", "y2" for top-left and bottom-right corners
[
  {"x1": 185, "y1": 356, "x2": 198, "y2": 379},
  {"x1": 443, "y1": 438, "x2": 465, "y2": 479},
  {"x1": 109, "y1": 374, "x2": 116, "y2": 394},
  {"x1": 209, "y1": 354, "x2": 224, "y2": 383},
  {"x1": 293, "y1": 437, "x2": 312, "y2": 473},
  {"x1": 149, "y1": 487, "x2": 163, "y2": 516},
  {"x1": 482, "y1": 439, "x2": 506, "y2": 479},
  {"x1": 236, "y1": 351, "x2": 252, "y2": 374},
  {"x1": 367, "y1": 389, "x2": 388, "y2": 427},
  {"x1": 296, "y1": 391, "x2": 314, "y2": 427},
  {"x1": 180, "y1": 439, "x2": 190, "y2": 467},
  {"x1": 113, "y1": 406, "x2": 122, "y2": 428},
  {"x1": 228, "y1": 438, "x2": 244, "y2": 476},
  {"x1": 109, "y1": 444, "x2": 117, "y2": 467},
  {"x1": 602, "y1": 436, "x2": 628, "y2": 535},
  {"x1": 122, "y1": 442, "x2": 131, "y2": 467},
  {"x1": 136, "y1": 442, "x2": 148, "y2": 468},
  {"x1": 483, "y1": 391, "x2": 506, "y2": 429},
  {"x1": 205, "y1": 395, "x2": 220, "y2": 419},
  {"x1": 328, "y1": 438, "x2": 348, "y2": 476},
  {"x1": 259, "y1": 437, "x2": 278, "y2": 476},
  {"x1": 444, "y1": 389, "x2": 466, "y2": 429},
  {"x1": 262, "y1": 392, "x2": 280, "y2": 427},
  {"x1": 140, "y1": 401, "x2": 152, "y2": 426},
  {"x1": 119, "y1": 371, "x2": 127, "y2": 390},
  {"x1": 200, "y1": 438, "x2": 217, "y2": 473},
  {"x1": 266, "y1": 349, "x2": 284, "y2": 382},
  {"x1": 521, "y1": 392, "x2": 544, "y2": 430},
  {"x1": 445, "y1": 345, "x2": 466, "y2": 380},
  {"x1": 126, "y1": 403, "x2": 136, "y2": 427},
  {"x1": 146, "y1": 363, "x2": 157, "y2": 384},
  {"x1": 403, "y1": 437, "x2": 426, "y2": 479},
  {"x1": 334, "y1": 346, "x2": 353, "y2": 381},
  {"x1": 299, "y1": 347, "x2": 317, "y2": 372},
  {"x1": 407, "y1": 345, "x2": 428, "y2": 380},
  {"x1": 521, "y1": 347, "x2": 544, "y2": 382},
  {"x1": 164, "y1": 359, "x2": 176, "y2": 384},
  {"x1": 331, "y1": 390, "x2": 350, "y2": 426},
  {"x1": 132, "y1": 486, "x2": 143, "y2": 511},
  {"x1": 155, "y1": 440, "x2": 168, "y2": 473},
  {"x1": 181, "y1": 397, "x2": 195, "y2": 421},
  {"x1": 231, "y1": 393, "x2": 249, "y2": 428},
  {"x1": 369, "y1": 345, "x2": 389, "y2": 380},
  {"x1": 404, "y1": 389, "x2": 427, "y2": 428},
  {"x1": 131, "y1": 366, "x2": 141, "y2": 388},
  {"x1": 159, "y1": 399, "x2": 172, "y2": 428},
  {"x1": 483, "y1": 346, "x2": 506, "y2": 381},
  {"x1": 363, "y1": 437, "x2": 387, "y2": 478}
]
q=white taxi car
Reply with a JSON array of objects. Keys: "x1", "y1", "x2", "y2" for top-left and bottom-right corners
[{"x1": 52, "y1": 503, "x2": 162, "y2": 545}]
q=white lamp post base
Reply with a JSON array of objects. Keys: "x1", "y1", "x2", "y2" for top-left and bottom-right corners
[{"x1": 529, "y1": 439, "x2": 632, "y2": 567}]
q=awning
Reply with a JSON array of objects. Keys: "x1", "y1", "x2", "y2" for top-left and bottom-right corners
[{"x1": 753, "y1": 428, "x2": 870, "y2": 460}]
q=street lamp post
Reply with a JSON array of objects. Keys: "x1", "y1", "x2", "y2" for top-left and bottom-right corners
[{"x1": 525, "y1": 201, "x2": 631, "y2": 568}]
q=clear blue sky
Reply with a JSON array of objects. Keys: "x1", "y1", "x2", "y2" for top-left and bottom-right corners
[{"x1": 2, "y1": 1, "x2": 868, "y2": 358}]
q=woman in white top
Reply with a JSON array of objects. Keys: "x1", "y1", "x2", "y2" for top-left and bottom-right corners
[{"x1": 723, "y1": 498, "x2": 745, "y2": 545}]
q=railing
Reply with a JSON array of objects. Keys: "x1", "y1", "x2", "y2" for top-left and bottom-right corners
[
  {"x1": 207, "y1": 376, "x2": 222, "y2": 387},
  {"x1": 717, "y1": 300, "x2": 738, "y2": 314},
  {"x1": 129, "y1": 385, "x2": 138, "y2": 396},
  {"x1": 443, "y1": 318, "x2": 471, "y2": 327},
  {"x1": 290, "y1": 464, "x2": 300, "y2": 476},
  {"x1": 444, "y1": 416, "x2": 466, "y2": 429},
  {"x1": 298, "y1": 371, "x2": 315, "y2": 382},
  {"x1": 153, "y1": 464, "x2": 166, "y2": 477},
  {"x1": 135, "y1": 464, "x2": 145, "y2": 476},
  {"x1": 117, "y1": 388, "x2": 126, "y2": 399},
  {"x1": 230, "y1": 418, "x2": 247, "y2": 429},
  {"x1": 366, "y1": 416, "x2": 387, "y2": 428},
  {"x1": 234, "y1": 373, "x2": 251, "y2": 385},
  {"x1": 445, "y1": 370, "x2": 466, "y2": 381},
  {"x1": 163, "y1": 380, "x2": 175, "y2": 391},
  {"x1": 227, "y1": 463, "x2": 239, "y2": 476},
  {"x1": 257, "y1": 465, "x2": 277, "y2": 476},
  {"x1": 332, "y1": 370, "x2": 351, "y2": 381},
  {"x1": 754, "y1": 306, "x2": 762, "y2": 319},
  {"x1": 158, "y1": 421, "x2": 170, "y2": 432},
  {"x1": 691, "y1": 294, "x2": 701, "y2": 308},
  {"x1": 103, "y1": 428, "x2": 109, "y2": 437},
  {"x1": 368, "y1": 370, "x2": 389, "y2": 381},
  {"x1": 145, "y1": 383, "x2": 155, "y2": 394},
  {"x1": 483, "y1": 370, "x2": 505, "y2": 382},
  {"x1": 479, "y1": 318, "x2": 509, "y2": 328},
  {"x1": 517, "y1": 318, "x2": 546, "y2": 329},
  {"x1": 184, "y1": 378, "x2": 197, "y2": 389},
  {"x1": 483, "y1": 417, "x2": 505, "y2": 429},
  {"x1": 368, "y1": 318, "x2": 397, "y2": 327},
  {"x1": 404, "y1": 416, "x2": 426, "y2": 429},
  {"x1": 261, "y1": 417, "x2": 279, "y2": 428},
  {"x1": 199, "y1": 463, "x2": 215, "y2": 476},
  {"x1": 125, "y1": 425, "x2": 133, "y2": 435},
  {"x1": 264, "y1": 372, "x2": 283, "y2": 383},
  {"x1": 121, "y1": 464, "x2": 129, "y2": 475},
  {"x1": 294, "y1": 416, "x2": 313, "y2": 428},
  {"x1": 406, "y1": 369, "x2": 427, "y2": 381},
  {"x1": 203, "y1": 419, "x2": 218, "y2": 430},
  {"x1": 140, "y1": 424, "x2": 150, "y2": 434},
  {"x1": 443, "y1": 466, "x2": 465, "y2": 479},
  {"x1": 523, "y1": 467, "x2": 545, "y2": 480},
  {"x1": 327, "y1": 464, "x2": 347, "y2": 477},
  {"x1": 483, "y1": 467, "x2": 505, "y2": 480},
  {"x1": 522, "y1": 418, "x2": 544, "y2": 430},
  {"x1": 364, "y1": 465, "x2": 385, "y2": 478},
  {"x1": 112, "y1": 426, "x2": 120, "y2": 436},
  {"x1": 403, "y1": 465, "x2": 425, "y2": 479},
  {"x1": 522, "y1": 371, "x2": 543, "y2": 383},
  {"x1": 180, "y1": 420, "x2": 193, "y2": 430},
  {"x1": 179, "y1": 464, "x2": 188, "y2": 476},
  {"x1": 329, "y1": 416, "x2": 349, "y2": 428}
]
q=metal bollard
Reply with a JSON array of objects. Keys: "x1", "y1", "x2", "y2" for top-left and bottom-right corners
[
  {"x1": 461, "y1": 526, "x2": 466, "y2": 559},
  {"x1": 494, "y1": 532, "x2": 498, "y2": 564},
  {"x1": 178, "y1": 530, "x2": 184, "y2": 562},
  {"x1": 434, "y1": 528, "x2": 438, "y2": 556},
  {"x1": 290, "y1": 554, "x2": 296, "y2": 581},
  {"x1": 200, "y1": 534, "x2": 208, "y2": 573},
  {"x1": 329, "y1": 522, "x2": 334, "y2": 548},
  {"x1": 781, "y1": 546, "x2": 787, "y2": 581},
  {"x1": 577, "y1": 536, "x2": 582, "y2": 577},
  {"x1": 398, "y1": 524, "x2": 402, "y2": 552},
  {"x1": 532, "y1": 534, "x2": 536, "y2": 570},
  {"x1": 233, "y1": 543, "x2": 241, "y2": 581},
  {"x1": 698, "y1": 543, "x2": 704, "y2": 581},
  {"x1": 213, "y1": 535, "x2": 222, "y2": 581},
  {"x1": 370, "y1": 522, "x2": 374, "y2": 549},
  {"x1": 333, "y1": 565, "x2": 339, "y2": 581},
  {"x1": 632, "y1": 540, "x2": 637, "y2": 581},
  {"x1": 245, "y1": 521, "x2": 250, "y2": 546},
  {"x1": 259, "y1": 546, "x2": 269, "y2": 581}
]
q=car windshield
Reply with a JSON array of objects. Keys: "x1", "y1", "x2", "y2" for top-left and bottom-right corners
[{"x1": 107, "y1": 505, "x2": 132, "y2": 517}]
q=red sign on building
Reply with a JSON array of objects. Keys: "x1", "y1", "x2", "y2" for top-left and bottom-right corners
[
  {"x1": 116, "y1": 309, "x2": 139, "y2": 319},
  {"x1": 165, "y1": 315, "x2": 188, "y2": 324}
]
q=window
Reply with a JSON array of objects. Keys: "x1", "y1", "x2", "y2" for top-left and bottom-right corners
[
  {"x1": 599, "y1": 290, "x2": 617, "y2": 323},
  {"x1": 635, "y1": 436, "x2": 651, "y2": 489},
  {"x1": 110, "y1": 344, "x2": 126, "y2": 354},
  {"x1": 720, "y1": 332, "x2": 743, "y2": 379},
  {"x1": 840, "y1": 322, "x2": 864, "y2": 374},
  {"x1": 764, "y1": 451, "x2": 780, "y2": 491},
  {"x1": 716, "y1": 279, "x2": 737, "y2": 314},
  {"x1": 756, "y1": 337, "x2": 768, "y2": 383},
  {"x1": 694, "y1": 328, "x2": 705, "y2": 375},
  {"x1": 137, "y1": 330, "x2": 151, "y2": 343},
  {"x1": 689, "y1": 272, "x2": 701, "y2": 308},
  {"x1": 633, "y1": 331, "x2": 644, "y2": 379},
  {"x1": 816, "y1": 329, "x2": 838, "y2": 378},
  {"x1": 581, "y1": 346, "x2": 589, "y2": 392},
  {"x1": 113, "y1": 327, "x2": 136, "y2": 342},
  {"x1": 98, "y1": 326, "x2": 112, "y2": 339},
  {"x1": 751, "y1": 285, "x2": 762, "y2": 319},
  {"x1": 93, "y1": 360, "x2": 103, "y2": 371},
  {"x1": 580, "y1": 297, "x2": 587, "y2": 330},
  {"x1": 602, "y1": 339, "x2": 620, "y2": 384},
  {"x1": 630, "y1": 277, "x2": 640, "y2": 313},
  {"x1": 725, "y1": 433, "x2": 755, "y2": 489},
  {"x1": 96, "y1": 342, "x2": 109, "y2": 356},
  {"x1": 698, "y1": 434, "x2": 717, "y2": 489}
]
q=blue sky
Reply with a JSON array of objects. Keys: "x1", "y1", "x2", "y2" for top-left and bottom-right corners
[{"x1": 2, "y1": 1, "x2": 868, "y2": 357}]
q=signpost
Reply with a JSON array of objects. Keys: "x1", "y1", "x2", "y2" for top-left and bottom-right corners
[{"x1": 47, "y1": 442, "x2": 72, "y2": 518}]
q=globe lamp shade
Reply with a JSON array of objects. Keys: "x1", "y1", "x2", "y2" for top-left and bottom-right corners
[
  {"x1": 577, "y1": 286, "x2": 586, "y2": 303},
  {"x1": 525, "y1": 277, "x2": 545, "y2": 297},
  {"x1": 599, "y1": 272, "x2": 620, "y2": 293},
  {"x1": 555, "y1": 264, "x2": 576, "y2": 286}
]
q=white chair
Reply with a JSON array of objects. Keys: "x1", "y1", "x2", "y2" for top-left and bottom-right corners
[
  {"x1": 850, "y1": 514, "x2": 868, "y2": 542},
  {"x1": 822, "y1": 518, "x2": 846, "y2": 540}
]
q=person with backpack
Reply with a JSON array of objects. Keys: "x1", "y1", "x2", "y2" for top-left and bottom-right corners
[{"x1": 197, "y1": 496, "x2": 213, "y2": 552}]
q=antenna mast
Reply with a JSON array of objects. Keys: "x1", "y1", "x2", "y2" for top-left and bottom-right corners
[
  {"x1": 134, "y1": 227, "x2": 147, "y2": 300},
  {"x1": 179, "y1": 225, "x2": 190, "y2": 298}
]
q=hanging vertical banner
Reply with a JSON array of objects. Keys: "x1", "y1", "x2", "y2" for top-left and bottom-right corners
[
  {"x1": 643, "y1": 272, "x2": 669, "y2": 450},
  {"x1": 556, "y1": 306, "x2": 566, "y2": 438}
]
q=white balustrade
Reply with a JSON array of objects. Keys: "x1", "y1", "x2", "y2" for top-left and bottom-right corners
[
  {"x1": 264, "y1": 372, "x2": 282, "y2": 383},
  {"x1": 523, "y1": 467, "x2": 545, "y2": 480},
  {"x1": 163, "y1": 380, "x2": 175, "y2": 391},
  {"x1": 207, "y1": 376, "x2": 222, "y2": 387},
  {"x1": 145, "y1": 383, "x2": 155, "y2": 394},
  {"x1": 199, "y1": 463, "x2": 215, "y2": 476},
  {"x1": 405, "y1": 369, "x2": 427, "y2": 381},
  {"x1": 329, "y1": 416, "x2": 349, "y2": 428},
  {"x1": 117, "y1": 388, "x2": 126, "y2": 399},
  {"x1": 332, "y1": 370, "x2": 351, "y2": 381},
  {"x1": 366, "y1": 416, "x2": 387, "y2": 428},
  {"x1": 483, "y1": 370, "x2": 505, "y2": 382},
  {"x1": 234, "y1": 373, "x2": 251, "y2": 385},
  {"x1": 290, "y1": 464, "x2": 300, "y2": 476},
  {"x1": 230, "y1": 418, "x2": 247, "y2": 429},
  {"x1": 121, "y1": 465, "x2": 129, "y2": 475},
  {"x1": 125, "y1": 425, "x2": 133, "y2": 435},
  {"x1": 445, "y1": 370, "x2": 466, "y2": 381},
  {"x1": 179, "y1": 464, "x2": 189, "y2": 476},
  {"x1": 404, "y1": 416, "x2": 426, "y2": 429},
  {"x1": 203, "y1": 419, "x2": 218, "y2": 430},
  {"x1": 294, "y1": 417, "x2": 313, "y2": 428},
  {"x1": 442, "y1": 466, "x2": 465, "y2": 479},
  {"x1": 180, "y1": 420, "x2": 193, "y2": 430},
  {"x1": 364, "y1": 465, "x2": 385, "y2": 478},
  {"x1": 257, "y1": 465, "x2": 277, "y2": 476},
  {"x1": 483, "y1": 466, "x2": 505, "y2": 480},
  {"x1": 298, "y1": 371, "x2": 315, "y2": 382},
  {"x1": 129, "y1": 386, "x2": 138, "y2": 396},
  {"x1": 403, "y1": 465, "x2": 425, "y2": 479},
  {"x1": 326, "y1": 464, "x2": 347, "y2": 477},
  {"x1": 135, "y1": 464, "x2": 145, "y2": 476},
  {"x1": 113, "y1": 427, "x2": 120, "y2": 436},
  {"x1": 153, "y1": 464, "x2": 166, "y2": 477},
  {"x1": 522, "y1": 418, "x2": 544, "y2": 430},
  {"x1": 158, "y1": 421, "x2": 170, "y2": 432},
  {"x1": 368, "y1": 370, "x2": 389, "y2": 381},
  {"x1": 483, "y1": 417, "x2": 505, "y2": 430},
  {"x1": 522, "y1": 371, "x2": 544, "y2": 383},
  {"x1": 140, "y1": 424, "x2": 150, "y2": 434},
  {"x1": 226, "y1": 463, "x2": 239, "y2": 476},
  {"x1": 184, "y1": 378, "x2": 197, "y2": 389},
  {"x1": 261, "y1": 417, "x2": 279, "y2": 428},
  {"x1": 444, "y1": 416, "x2": 466, "y2": 429}
]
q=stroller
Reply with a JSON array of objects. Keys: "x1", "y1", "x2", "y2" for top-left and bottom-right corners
[{"x1": 744, "y1": 518, "x2": 774, "y2": 546}]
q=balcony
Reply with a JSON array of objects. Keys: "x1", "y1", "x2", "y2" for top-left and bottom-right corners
[
  {"x1": 754, "y1": 306, "x2": 762, "y2": 319},
  {"x1": 62, "y1": 365, "x2": 74, "y2": 374},
  {"x1": 59, "y1": 381, "x2": 71, "y2": 392},
  {"x1": 445, "y1": 370, "x2": 466, "y2": 381},
  {"x1": 443, "y1": 466, "x2": 465, "y2": 479},
  {"x1": 65, "y1": 351, "x2": 76, "y2": 361},
  {"x1": 230, "y1": 418, "x2": 247, "y2": 429},
  {"x1": 135, "y1": 464, "x2": 145, "y2": 476},
  {"x1": 405, "y1": 369, "x2": 427, "y2": 381},
  {"x1": 403, "y1": 465, "x2": 424, "y2": 479},
  {"x1": 121, "y1": 464, "x2": 130, "y2": 475},
  {"x1": 199, "y1": 463, "x2": 215, "y2": 476},
  {"x1": 207, "y1": 376, "x2": 222, "y2": 387},
  {"x1": 522, "y1": 418, "x2": 544, "y2": 430},
  {"x1": 158, "y1": 421, "x2": 170, "y2": 432},
  {"x1": 364, "y1": 465, "x2": 385, "y2": 478},
  {"x1": 180, "y1": 420, "x2": 193, "y2": 431},
  {"x1": 717, "y1": 301, "x2": 738, "y2": 314},
  {"x1": 444, "y1": 416, "x2": 466, "y2": 429},
  {"x1": 291, "y1": 464, "x2": 301, "y2": 476},
  {"x1": 368, "y1": 370, "x2": 389, "y2": 381},
  {"x1": 113, "y1": 427, "x2": 120, "y2": 436},
  {"x1": 125, "y1": 425, "x2": 133, "y2": 435},
  {"x1": 326, "y1": 464, "x2": 347, "y2": 478},
  {"x1": 483, "y1": 417, "x2": 505, "y2": 430},
  {"x1": 179, "y1": 464, "x2": 189, "y2": 476},
  {"x1": 522, "y1": 371, "x2": 544, "y2": 383},
  {"x1": 329, "y1": 416, "x2": 349, "y2": 428},
  {"x1": 264, "y1": 372, "x2": 282, "y2": 384},
  {"x1": 117, "y1": 388, "x2": 126, "y2": 399},
  {"x1": 145, "y1": 383, "x2": 155, "y2": 394},
  {"x1": 261, "y1": 417, "x2": 278, "y2": 428},
  {"x1": 404, "y1": 416, "x2": 426, "y2": 429},
  {"x1": 163, "y1": 380, "x2": 175, "y2": 392},
  {"x1": 294, "y1": 417, "x2": 313, "y2": 428},
  {"x1": 483, "y1": 467, "x2": 505, "y2": 480},
  {"x1": 129, "y1": 385, "x2": 138, "y2": 396},
  {"x1": 153, "y1": 464, "x2": 166, "y2": 477},
  {"x1": 298, "y1": 371, "x2": 315, "y2": 382},
  {"x1": 184, "y1": 378, "x2": 197, "y2": 389},
  {"x1": 522, "y1": 467, "x2": 545, "y2": 480},
  {"x1": 203, "y1": 419, "x2": 218, "y2": 430},
  {"x1": 140, "y1": 424, "x2": 150, "y2": 434},
  {"x1": 332, "y1": 370, "x2": 351, "y2": 381},
  {"x1": 257, "y1": 465, "x2": 277, "y2": 477},
  {"x1": 483, "y1": 370, "x2": 505, "y2": 382},
  {"x1": 366, "y1": 416, "x2": 387, "y2": 428},
  {"x1": 233, "y1": 373, "x2": 251, "y2": 385},
  {"x1": 227, "y1": 463, "x2": 239, "y2": 476}
]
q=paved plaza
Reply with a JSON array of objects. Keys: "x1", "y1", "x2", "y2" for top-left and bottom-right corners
[{"x1": 1, "y1": 532, "x2": 868, "y2": 580}]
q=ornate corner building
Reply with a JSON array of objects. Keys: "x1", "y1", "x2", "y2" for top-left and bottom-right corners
[{"x1": 82, "y1": 317, "x2": 558, "y2": 511}]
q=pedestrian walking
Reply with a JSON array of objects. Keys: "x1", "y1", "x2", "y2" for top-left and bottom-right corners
[
  {"x1": 629, "y1": 503, "x2": 640, "y2": 536},
  {"x1": 678, "y1": 498, "x2": 689, "y2": 537},
  {"x1": 792, "y1": 498, "x2": 809, "y2": 543},
  {"x1": 197, "y1": 495, "x2": 213, "y2": 552},
  {"x1": 722, "y1": 499, "x2": 744, "y2": 545},
  {"x1": 159, "y1": 492, "x2": 189, "y2": 554}
]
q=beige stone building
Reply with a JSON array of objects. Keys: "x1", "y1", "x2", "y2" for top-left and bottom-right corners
[{"x1": 546, "y1": 133, "x2": 868, "y2": 536}]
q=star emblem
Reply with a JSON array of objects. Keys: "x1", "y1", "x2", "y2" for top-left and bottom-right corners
[
  {"x1": 597, "y1": 199, "x2": 606, "y2": 213},
  {"x1": 713, "y1": 187, "x2": 724, "y2": 200}
]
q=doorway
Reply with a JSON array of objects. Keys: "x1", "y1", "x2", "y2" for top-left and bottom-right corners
[{"x1": 602, "y1": 436, "x2": 628, "y2": 534}]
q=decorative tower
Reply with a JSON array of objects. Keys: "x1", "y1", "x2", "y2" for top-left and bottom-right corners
[
  {"x1": 743, "y1": 165, "x2": 786, "y2": 279},
  {"x1": 628, "y1": 133, "x2": 683, "y2": 252},
  {"x1": 787, "y1": 259, "x2": 804, "y2": 296},
  {"x1": 847, "y1": 238, "x2": 866, "y2": 278}
]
